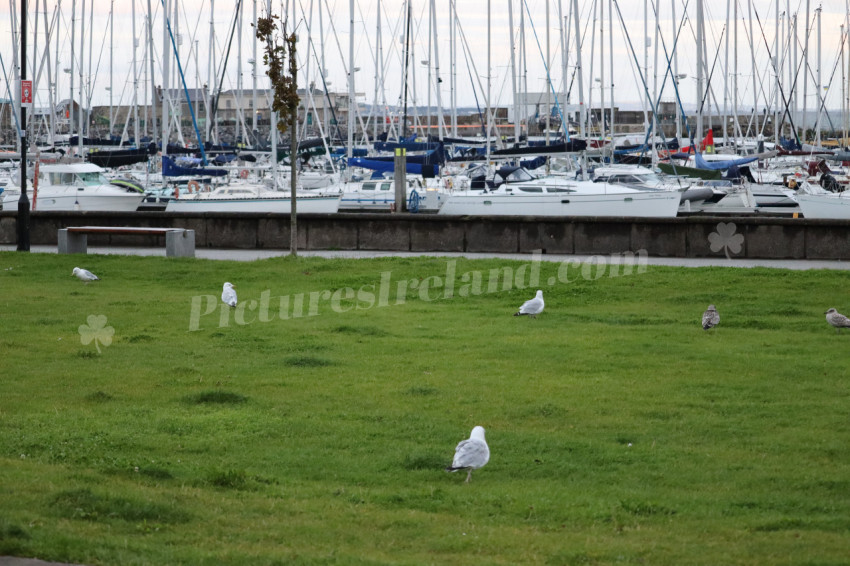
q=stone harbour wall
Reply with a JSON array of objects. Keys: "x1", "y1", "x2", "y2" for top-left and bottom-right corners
[{"x1": 1, "y1": 211, "x2": 849, "y2": 260}]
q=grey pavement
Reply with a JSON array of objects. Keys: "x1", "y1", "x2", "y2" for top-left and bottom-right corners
[{"x1": 1, "y1": 244, "x2": 849, "y2": 270}]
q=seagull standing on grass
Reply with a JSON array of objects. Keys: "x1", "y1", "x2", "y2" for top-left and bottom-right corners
[
  {"x1": 514, "y1": 290, "x2": 544, "y2": 318},
  {"x1": 445, "y1": 426, "x2": 490, "y2": 483},
  {"x1": 702, "y1": 304, "x2": 720, "y2": 330},
  {"x1": 825, "y1": 308, "x2": 850, "y2": 333},
  {"x1": 222, "y1": 282, "x2": 237, "y2": 308},
  {"x1": 72, "y1": 267, "x2": 99, "y2": 283}
]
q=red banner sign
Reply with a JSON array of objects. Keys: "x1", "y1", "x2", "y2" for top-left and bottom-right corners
[{"x1": 20, "y1": 80, "x2": 33, "y2": 106}]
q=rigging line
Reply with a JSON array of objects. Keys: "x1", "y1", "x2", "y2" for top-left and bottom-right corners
[
  {"x1": 522, "y1": 0, "x2": 570, "y2": 142},
  {"x1": 697, "y1": 26, "x2": 727, "y2": 119},
  {"x1": 645, "y1": 0, "x2": 694, "y2": 154},
  {"x1": 160, "y1": 0, "x2": 209, "y2": 164},
  {"x1": 612, "y1": 0, "x2": 672, "y2": 157},
  {"x1": 564, "y1": 0, "x2": 596, "y2": 118},
  {"x1": 85, "y1": 10, "x2": 112, "y2": 120},
  {"x1": 804, "y1": 23, "x2": 846, "y2": 136},
  {"x1": 0, "y1": 52, "x2": 23, "y2": 138},
  {"x1": 452, "y1": 9, "x2": 485, "y2": 138},
  {"x1": 751, "y1": 5, "x2": 804, "y2": 145},
  {"x1": 211, "y1": 0, "x2": 244, "y2": 130}
]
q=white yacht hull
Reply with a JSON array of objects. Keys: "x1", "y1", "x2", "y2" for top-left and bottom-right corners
[
  {"x1": 165, "y1": 195, "x2": 341, "y2": 214},
  {"x1": 437, "y1": 190, "x2": 682, "y2": 218},
  {"x1": 2, "y1": 187, "x2": 144, "y2": 212},
  {"x1": 796, "y1": 193, "x2": 850, "y2": 219}
]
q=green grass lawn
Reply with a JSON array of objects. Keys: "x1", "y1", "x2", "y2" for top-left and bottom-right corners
[{"x1": 0, "y1": 251, "x2": 848, "y2": 565}]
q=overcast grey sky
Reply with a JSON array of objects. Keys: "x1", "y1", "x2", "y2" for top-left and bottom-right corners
[{"x1": 2, "y1": 1, "x2": 849, "y2": 117}]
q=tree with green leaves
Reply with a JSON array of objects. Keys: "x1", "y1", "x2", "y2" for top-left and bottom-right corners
[{"x1": 256, "y1": 12, "x2": 299, "y2": 256}]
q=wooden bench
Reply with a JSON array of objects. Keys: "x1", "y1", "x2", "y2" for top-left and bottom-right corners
[{"x1": 58, "y1": 226, "x2": 195, "y2": 258}]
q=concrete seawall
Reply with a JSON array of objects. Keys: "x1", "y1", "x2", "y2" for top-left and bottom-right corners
[{"x1": 1, "y1": 211, "x2": 849, "y2": 260}]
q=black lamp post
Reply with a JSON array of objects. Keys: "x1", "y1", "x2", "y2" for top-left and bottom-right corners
[{"x1": 17, "y1": 0, "x2": 30, "y2": 252}]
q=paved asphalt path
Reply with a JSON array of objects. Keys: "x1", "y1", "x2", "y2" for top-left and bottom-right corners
[{"x1": 2, "y1": 245, "x2": 850, "y2": 270}]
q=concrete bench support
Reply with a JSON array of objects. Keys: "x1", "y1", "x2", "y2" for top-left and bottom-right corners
[
  {"x1": 166, "y1": 229, "x2": 195, "y2": 257},
  {"x1": 58, "y1": 227, "x2": 195, "y2": 258},
  {"x1": 57, "y1": 229, "x2": 88, "y2": 254}
]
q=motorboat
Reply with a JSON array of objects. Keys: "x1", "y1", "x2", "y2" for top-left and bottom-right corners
[{"x1": 0, "y1": 162, "x2": 144, "y2": 211}]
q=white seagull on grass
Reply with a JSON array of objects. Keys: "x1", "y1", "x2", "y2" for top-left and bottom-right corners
[
  {"x1": 514, "y1": 290, "x2": 544, "y2": 318},
  {"x1": 702, "y1": 304, "x2": 720, "y2": 330},
  {"x1": 825, "y1": 308, "x2": 850, "y2": 333},
  {"x1": 446, "y1": 426, "x2": 490, "y2": 483},
  {"x1": 72, "y1": 267, "x2": 99, "y2": 283},
  {"x1": 222, "y1": 282, "x2": 237, "y2": 307}
]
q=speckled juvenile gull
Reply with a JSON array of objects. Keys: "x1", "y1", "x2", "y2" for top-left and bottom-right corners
[
  {"x1": 72, "y1": 267, "x2": 99, "y2": 283},
  {"x1": 514, "y1": 290, "x2": 544, "y2": 318},
  {"x1": 825, "y1": 308, "x2": 850, "y2": 333},
  {"x1": 445, "y1": 426, "x2": 490, "y2": 483},
  {"x1": 221, "y1": 282, "x2": 237, "y2": 307},
  {"x1": 702, "y1": 304, "x2": 720, "y2": 330}
]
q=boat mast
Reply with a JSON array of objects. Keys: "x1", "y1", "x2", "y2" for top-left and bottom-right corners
[
  {"x1": 545, "y1": 0, "x2": 550, "y2": 143},
  {"x1": 450, "y1": 0, "x2": 457, "y2": 136},
  {"x1": 600, "y1": 0, "x2": 606, "y2": 140},
  {"x1": 162, "y1": 0, "x2": 170, "y2": 154},
  {"x1": 87, "y1": 0, "x2": 93, "y2": 138},
  {"x1": 486, "y1": 0, "x2": 491, "y2": 159},
  {"x1": 608, "y1": 0, "x2": 614, "y2": 139},
  {"x1": 722, "y1": 0, "x2": 730, "y2": 146},
  {"x1": 402, "y1": 0, "x2": 411, "y2": 139},
  {"x1": 78, "y1": 0, "x2": 85, "y2": 152},
  {"x1": 672, "y1": 0, "x2": 680, "y2": 141},
  {"x1": 572, "y1": 0, "x2": 585, "y2": 139},
  {"x1": 774, "y1": 0, "x2": 780, "y2": 145},
  {"x1": 425, "y1": 0, "x2": 432, "y2": 138},
  {"x1": 815, "y1": 5, "x2": 822, "y2": 146},
  {"x1": 643, "y1": 0, "x2": 648, "y2": 132},
  {"x1": 587, "y1": 0, "x2": 596, "y2": 137},
  {"x1": 373, "y1": 0, "x2": 382, "y2": 137},
  {"x1": 802, "y1": 0, "x2": 810, "y2": 141},
  {"x1": 520, "y1": 0, "x2": 527, "y2": 139},
  {"x1": 42, "y1": 0, "x2": 56, "y2": 145},
  {"x1": 509, "y1": 0, "x2": 519, "y2": 145},
  {"x1": 132, "y1": 0, "x2": 140, "y2": 146},
  {"x1": 347, "y1": 0, "x2": 354, "y2": 179},
  {"x1": 747, "y1": 0, "x2": 757, "y2": 138},
  {"x1": 252, "y1": 0, "x2": 258, "y2": 146},
  {"x1": 431, "y1": 0, "x2": 445, "y2": 141},
  {"x1": 108, "y1": 0, "x2": 113, "y2": 137},
  {"x1": 696, "y1": 0, "x2": 704, "y2": 143},
  {"x1": 207, "y1": 0, "x2": 214, "y2": 143}
]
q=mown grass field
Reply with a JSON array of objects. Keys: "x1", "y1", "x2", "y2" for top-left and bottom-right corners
[{"x1": 0, "y1": 251, "x2": 848, "y2": 565}]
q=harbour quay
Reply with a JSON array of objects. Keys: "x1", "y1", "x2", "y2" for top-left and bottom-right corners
[{"x1": 2, "y1": 211, "x2": 849, "y2": 261}]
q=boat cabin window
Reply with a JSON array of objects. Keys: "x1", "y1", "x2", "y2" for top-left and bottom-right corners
[
  {"x1": 78, "y1": 172, "x2": 108, "y2": 186},
  {"x1": 362, "y1": 182, "x2": 377, "y2": 191},
  {"x1": 518, "y1": 186, "x2": 543, "y2": 193},
  {"x1": 608, "y1": 174, "x2": 641, "y2": 185},
  {"x1": 380, "y1": 183, "x2": 392, "y2": 191},
  {"x1": 545, "y1": 187, "x2": 572, "y2": 193},
  {"x1": 501, "y1": 168, "x2": 536, "y2": 183},
  {"x1": 50, "y1": 172, "x2": 77, "y2": 185}
]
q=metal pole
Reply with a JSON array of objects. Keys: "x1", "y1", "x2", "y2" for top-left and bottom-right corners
[{"x1": 17, "y1": 0, "x2": 30, "y2": 252}]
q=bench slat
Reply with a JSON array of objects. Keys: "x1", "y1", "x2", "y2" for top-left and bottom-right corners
[{"x1": 67, "y1": 226, "x2": 183, "y2": 236}]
